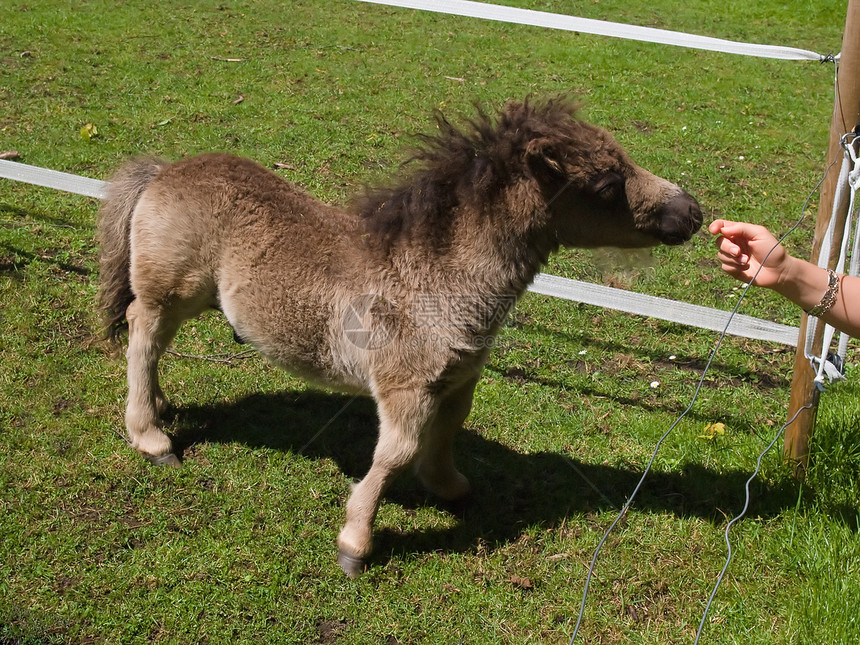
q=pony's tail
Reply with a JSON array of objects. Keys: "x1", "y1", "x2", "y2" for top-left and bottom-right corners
[{"x1": 97, "y1": 157, "x2": 167, "y2": 343}]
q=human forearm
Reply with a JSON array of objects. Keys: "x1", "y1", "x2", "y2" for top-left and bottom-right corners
[{"x1": 774, "y1": 256, "x2": 860, "y2": 338}]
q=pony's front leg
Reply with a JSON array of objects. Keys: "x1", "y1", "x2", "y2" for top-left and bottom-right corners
[
  {"x1": 337, "y1": 387, "x2": 436, "y2": 577},
  {"x1": 125, "y1": 299, "x2": 181, "y2": 467},
  {"x1": 413, "y1": 375, "x2": 478, "y2": 501}
]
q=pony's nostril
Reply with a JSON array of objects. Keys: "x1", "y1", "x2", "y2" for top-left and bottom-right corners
[
  {"x1": 658, "y1": 192, "x2": 703, "y2": 244},
  {"x1": 688, "y1": 198, "x2": 703, "y2": 226}
]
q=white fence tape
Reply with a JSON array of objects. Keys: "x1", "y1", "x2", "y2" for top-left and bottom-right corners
[
  {"x1": 0, "y1": 159, "x2": 800, "y2": 346},
  {"x1": 0, "y1": 159, "x2": 108, "y2": 200},
  {"x1": 355, "y1": 0, "x2": 834, "y2": 61},
  {"x1": 529, "y1": 274, "x2": 799, "y2": 346}
]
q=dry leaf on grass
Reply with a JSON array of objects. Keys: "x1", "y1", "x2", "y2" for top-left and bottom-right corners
[{"x1": 507, "y1": 575, "x2": 533, "y2": 590}]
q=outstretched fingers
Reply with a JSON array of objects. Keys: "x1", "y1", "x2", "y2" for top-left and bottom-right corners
[{"x1": 709, "y1": 219, "x2": 787, "y2": 287}]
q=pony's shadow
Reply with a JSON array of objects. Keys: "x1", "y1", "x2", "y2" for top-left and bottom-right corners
[{"x1": 173, "y1": 389, "x2": 805, "y2": 564}]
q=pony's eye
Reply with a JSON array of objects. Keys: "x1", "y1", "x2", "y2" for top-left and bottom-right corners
[{"x1": 592, "y1": 172, "x2": 624, "y2": 201}]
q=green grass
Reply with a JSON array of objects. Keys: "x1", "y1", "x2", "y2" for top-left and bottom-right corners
[{"x1": 2, "y1": 0, "x2": 859, "y2": 643}]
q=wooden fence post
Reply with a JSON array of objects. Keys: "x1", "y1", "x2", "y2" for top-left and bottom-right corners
[{"x1": 785, "y1": 0, "x2": 860, "y2": 475}]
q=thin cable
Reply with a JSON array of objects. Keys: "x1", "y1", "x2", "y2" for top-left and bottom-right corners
[
  {"x1": 297, "y1": 390, "x2": 369, "y2": 455},
  {"x1": 693, "y1": 402, "x2": 812, "y2": 643},
  {"x1": 567, "y1": 276, "x2": 753, "y2": 644}
]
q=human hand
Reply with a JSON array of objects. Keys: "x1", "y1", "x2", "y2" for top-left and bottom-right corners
[{"x1": 708, "y1": 219, "x2": 791, "y2": 289}]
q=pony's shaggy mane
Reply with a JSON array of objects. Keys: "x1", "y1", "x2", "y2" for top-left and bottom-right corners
[{"x1": 357, "y1": 95, "x2": 585, "y2": 248}]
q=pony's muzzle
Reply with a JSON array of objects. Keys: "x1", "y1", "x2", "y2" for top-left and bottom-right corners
[{"x1": 656, "y1": 191, "x2": 703, "y2": 245}]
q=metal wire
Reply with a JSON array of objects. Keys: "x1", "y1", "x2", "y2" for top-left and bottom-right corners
[{"x1": 693, "y1": 402, "x2": 812, "y2": 642}]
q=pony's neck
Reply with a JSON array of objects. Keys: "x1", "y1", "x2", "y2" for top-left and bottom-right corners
[
  {"x1": 390, "y1": 191, "x2": 556, "y2": 301},
  {"x1": 452, "y1": 189, "x2": 556, "y2": 298}
]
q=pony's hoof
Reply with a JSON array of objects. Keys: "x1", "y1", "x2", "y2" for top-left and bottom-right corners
[
  {"x1": 440, "y1": 492, "x2": 472, "y2": 516},
  {"x1": 145, "y1": 452, "x2": 182, "y2": 468},
  {"x1": 337, "y1": 549, "x2": 365, "y2": 578}
]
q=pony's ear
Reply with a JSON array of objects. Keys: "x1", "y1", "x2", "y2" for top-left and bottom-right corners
[{"x1": 525, "y1": 138, "x2": 564, "y2": 182}]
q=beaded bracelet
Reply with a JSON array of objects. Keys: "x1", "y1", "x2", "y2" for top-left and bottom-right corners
[{"x1": 806, "y1": 269, "x2": 840, "y2": 318}]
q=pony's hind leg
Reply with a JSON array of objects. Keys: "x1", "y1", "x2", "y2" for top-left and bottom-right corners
[
  {"x1": 337, "y1": 387, "x2": 437, "y2": 577},
  {"x1": 124, "y1": 298, "x2": 182, "y2": 466}
]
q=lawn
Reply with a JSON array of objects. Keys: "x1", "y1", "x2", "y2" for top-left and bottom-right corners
[{"x1": 2, "y1": 0, "x2": 859, "y2": 643}]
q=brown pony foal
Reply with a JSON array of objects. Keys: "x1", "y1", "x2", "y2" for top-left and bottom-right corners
[{"x1": 97, "y1": 97, "x2": 702, "y2": 576}]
